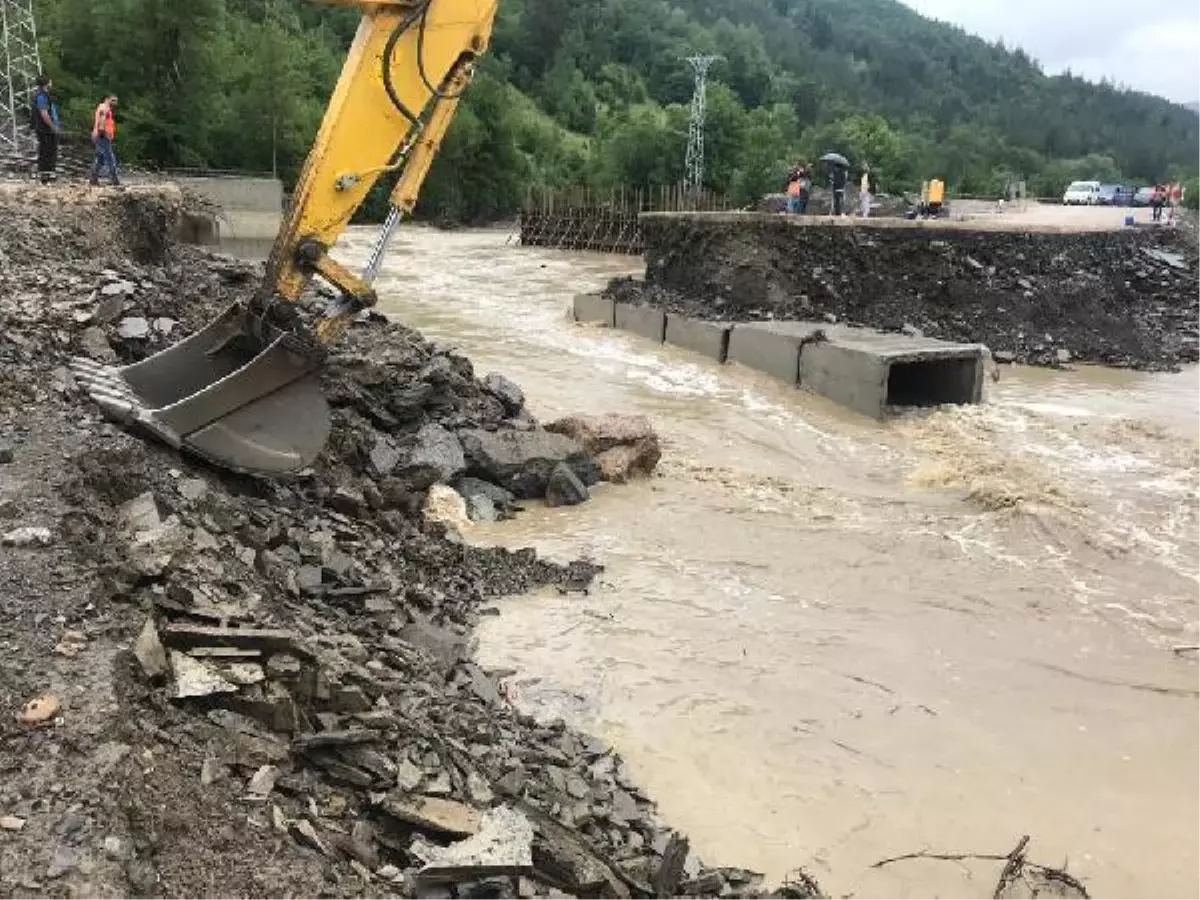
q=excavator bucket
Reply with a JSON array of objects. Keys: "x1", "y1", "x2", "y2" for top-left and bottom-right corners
[{"x1": 69, "y1": 303, "x2": 330, "y2": 475}]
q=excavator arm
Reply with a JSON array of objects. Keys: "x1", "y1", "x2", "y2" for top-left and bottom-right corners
[{"x1": 70, "y1": 0, "x2": 499, "y2": 475}]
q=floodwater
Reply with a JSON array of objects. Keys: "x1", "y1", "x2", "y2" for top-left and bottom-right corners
[{"x1": 333, "y1": 225, "x2": 1199, "y2": 898}]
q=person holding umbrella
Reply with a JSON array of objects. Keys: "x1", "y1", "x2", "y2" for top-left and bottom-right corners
[{"x1": 820, "y1": 152, "x2": 850, "y2": 216}]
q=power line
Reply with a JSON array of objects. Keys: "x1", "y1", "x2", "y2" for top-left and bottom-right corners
[
  {"x1": 683, "y1": 54, "x2": 721, "y2": 194},
  {"x1": 0, "y1": 0, "x2": 40, "y2": 159}
]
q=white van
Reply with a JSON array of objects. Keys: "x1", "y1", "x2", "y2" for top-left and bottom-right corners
[{"x1": 1062, "y1": 181, "x2": 1101, "y2": 205}]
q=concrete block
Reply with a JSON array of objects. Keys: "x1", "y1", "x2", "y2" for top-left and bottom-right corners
[
  {"x1": 614, "y1": 303, "x2": 666, "y2": 343},
  {"x1": 799, "y1": 328, "x2": 985, "y2": 418},
  {"x1": 572, "y1": 293, "x2": 615, "y2": 327},
  {"x1": 176, "y1": 176, "x2": 284, "y2": 213},
  {"x1": 798, "y1": 342, "x2": 889, "y2": 418},
  {"x1": 665, "y1": 315, "x2": 732, "y2": 363},
  {"x1": 726, "y1": 321, "x2": 823, "y2": 383}
]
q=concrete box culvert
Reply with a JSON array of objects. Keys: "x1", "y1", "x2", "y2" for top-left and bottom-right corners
[
  {"x1": 572, "y1": 293, "x2": 615, "y2": 327},
  {"x1": 799, "y1": 332, "x2": 985, "y2": 418},
  {"x1": 664, "y1": 315, "x2": 732, "y2": 363},
  {"x1": 614, "y1": 303, "x2": 666, "y2": 343},
  {"x1": 726, "y1": 321, "x2": 815, "y2": 383}
]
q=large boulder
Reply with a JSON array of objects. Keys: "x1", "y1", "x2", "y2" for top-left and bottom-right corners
[
  {"x1": 452, "y1": 477, "x2": 516, "y2": 523},
  {"x1": 544, "y1": 414, "x2": 661, "y2": 483},
  {"x1": 482, "y1": 373, "x2": 525, "y2": 415},
  {"x1": 457, "y1": 428, "x2": 598, "y2": 500},
  {"x1": 545, "y1": 463, "x2": 589, "y2": 508},
  {"x1": 405, "y1": 423, "x2": 465, "y2": 482}
]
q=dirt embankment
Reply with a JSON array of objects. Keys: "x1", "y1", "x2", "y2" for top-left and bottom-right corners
[
  {"x1": 606, "y1": 215, "x2": 1198, "y2": 371},
  {"x1": 0, "y1": 187, "x2": 792, "y2": 899}
]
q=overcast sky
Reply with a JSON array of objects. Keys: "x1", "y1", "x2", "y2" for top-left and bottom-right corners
[{"x1": 899, "y1": 0, "x2": 1200, "y2": 104}]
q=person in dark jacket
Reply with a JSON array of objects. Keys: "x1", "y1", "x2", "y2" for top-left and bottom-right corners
[
  {"x1": 32, "y1": 74, "x2": 61, "y2": 184},
  {"x1": 830, "y1": 162, "x2": 848, "y2": 216}
]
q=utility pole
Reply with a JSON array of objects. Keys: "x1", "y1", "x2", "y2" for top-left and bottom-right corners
[
  {"x1": 683, "y1": 54, "x2": 721, "y2": 196},
  {"x1": 0, "y1": 0, "x2": 42, "y2": 160},
  {"x1": 266, "y1": 0, "x2": 278, "y2": 179}
]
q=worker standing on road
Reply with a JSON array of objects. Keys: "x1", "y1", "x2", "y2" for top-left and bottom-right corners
[
  {"x1": 31, "y1": 74, "x2": 61, "y2": 185},
  {"x1": 830, "y1": 162, "x2": 848, "y2": 216},
  {"x1": 859, "y1": 162, "x2": 875, "y2": 218},
  {"x1": 1150, "y1": 183, "x2": 1165, "y2": 222},
  {"x1": 90, "y1": 94, "x2": 120, "y2": 187},
  {"x1": 784, "y1": 162, "x2": 812, "y2": 215},
  {"x1": 1167, "y1": 182, "x2": 1182, "y2": 225}
]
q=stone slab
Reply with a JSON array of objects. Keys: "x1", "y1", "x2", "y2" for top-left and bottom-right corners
[
  {"x1": 572, "y1": 293, "x2": 614, "y2": 327},
  {"x1": 614, "y1": 303, "x2": 666, "y2": 343},
  {"x1": 665, "y1": 315, "x2": 732, "y2": 363}
]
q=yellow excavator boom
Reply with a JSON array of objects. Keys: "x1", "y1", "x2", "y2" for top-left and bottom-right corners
[{"x1": 70, "y1": 0, "x2": 499, "y2": 475}]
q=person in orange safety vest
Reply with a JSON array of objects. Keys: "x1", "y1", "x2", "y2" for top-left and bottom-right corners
[{"x1": 89, "y1": 94, "x2": 120, "y2": 187}]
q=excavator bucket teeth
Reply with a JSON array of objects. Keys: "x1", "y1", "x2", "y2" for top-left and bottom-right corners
[{"x1": 70, "y1": 303, "x2": 331, "y2": 475}]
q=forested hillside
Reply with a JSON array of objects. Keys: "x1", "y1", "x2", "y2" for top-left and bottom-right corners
[{"x1": 35, "y1": 0, "x2": 1200, "y2": 221}]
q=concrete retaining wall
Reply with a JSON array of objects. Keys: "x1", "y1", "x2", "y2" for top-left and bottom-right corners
[
  {"x1": 665, "y1": 315, "x2": 732, "y2": 362},
  {"x1": 176, "y1": 176, "x2": 284, "y2": 214},
  {"x1": 614, "y1": 302, "x2": 666, "y2": 343},
  {"x1": 572, "y1": 293, "x2": 615, "y2": 326},
  {"x1": 176, "y1": 176, "x2": 284, "y2": 243}
]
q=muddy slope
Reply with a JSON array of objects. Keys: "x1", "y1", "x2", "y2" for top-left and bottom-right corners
[
  {"x1": 0, "y1": 187, "x2": 793, "y2": 899},
  {"x1": 607, "y1": 215, "x2": 1198, "y2": 370}
]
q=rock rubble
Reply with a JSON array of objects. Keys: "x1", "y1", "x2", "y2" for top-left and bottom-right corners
[{"x1": 0, "y1": 186, "x2": 810, "y2": 898}]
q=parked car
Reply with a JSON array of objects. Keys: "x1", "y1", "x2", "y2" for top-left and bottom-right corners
[
  {"x1": 1097, "y1": 184, "x2": 1132, "y2": 206},
  {"x1": 1062, "y1": 180, "x2": 1102, "y2": 205},
  {"x1": 1131, "y1": 186, "x2": 1157, "y2": 207}
]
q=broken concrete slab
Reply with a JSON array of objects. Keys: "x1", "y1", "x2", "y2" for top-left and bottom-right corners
[
  {"x1": 665, "y1": 314, "x2": 732, "y2": 363},
  {"x1": 614, "y1": 302, "x2": 665, "y2": 343},
  {"x1": 413, "y1": 806, "x2": 534, "y2": 884},
  {"x1": 571, "y1": 293, "x2": 615, "y2": 327},
  {"x1": 378, "y1": 794, "x2": 481, "y2": 838},
  {"x1": 170, "y1": 651, "x2": 238, "y2": 699}
]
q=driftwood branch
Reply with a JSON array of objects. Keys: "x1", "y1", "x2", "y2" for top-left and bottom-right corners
[{"x1": 872, "y1": 834, "x2": 1090, "y2": 899}]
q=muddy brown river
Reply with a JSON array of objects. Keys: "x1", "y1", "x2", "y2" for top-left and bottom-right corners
[{"x1": 332, "y1": 226, "x2": 1198, "y2": 898}]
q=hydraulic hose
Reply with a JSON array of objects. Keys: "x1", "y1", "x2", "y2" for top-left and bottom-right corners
[{"x1": 381, "y1": 1, "x2": 430, "y2": 126}]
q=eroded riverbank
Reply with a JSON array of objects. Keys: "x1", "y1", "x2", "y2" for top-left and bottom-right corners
[{"x1": 336, "y1": 225, "x2": 1199, "y2": 898}]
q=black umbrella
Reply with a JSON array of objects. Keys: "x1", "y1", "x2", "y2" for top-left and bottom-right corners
[{"x1": 820, "y1": 152, "x2": 849, "y2": 167}]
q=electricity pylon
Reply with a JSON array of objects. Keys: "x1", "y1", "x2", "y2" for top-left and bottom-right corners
[
  {"x1": 683, "y1": 54, "x2": 721, "y2": 194},
  {"x1": 0, "y1": 0, "x2": 42, "y2": 158}
]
